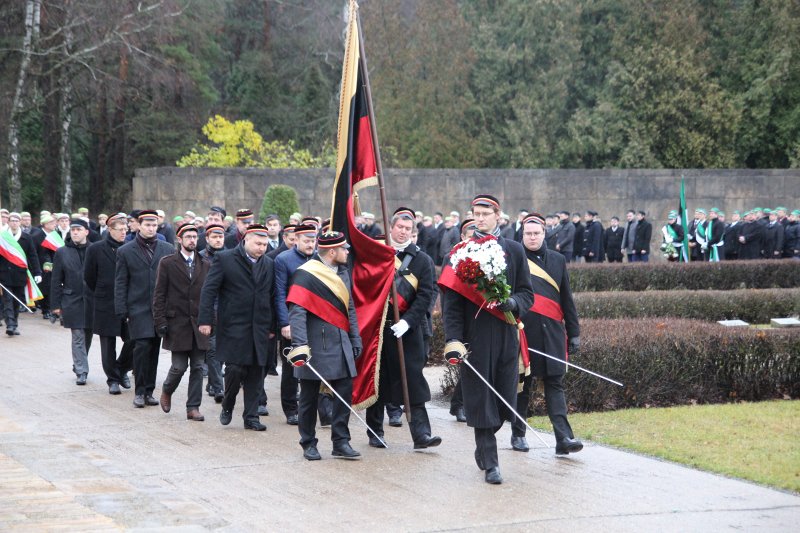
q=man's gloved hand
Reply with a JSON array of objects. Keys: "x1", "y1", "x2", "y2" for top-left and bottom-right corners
[
  {"x1": 34, "y1": 275, "x2": 42, "y2": 284},
  {"x1": 353, "y1": 347, "x2": 362, "y2": 359},
  {"x1": 568, "y1": 337, "x2": 580, "y2": 354},
  {"x1": 286, "y1": 345, "x2": 310, "y2": 367},
  {"x1": 390, "y1": 319, "x2": 409, "y2": 338},
  {"x1": 157, "y1": 325, "x2": 168, "y2": 338},
  {"x1": 444, "y1": 340, "x2": 468, "y2": 366},
  {"x1": 497, "y1": 298, "x2": 517, "y2": 313}
]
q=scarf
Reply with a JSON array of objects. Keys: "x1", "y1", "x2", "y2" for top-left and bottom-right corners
[
  {"x1": 136, "y1": 233, "x2": 157, "y2": 263},
  {"x1": 473, "y1": 225, "x2": 502, "y2": 239},
  {"x1": 389, "y1": 236, "x2": 412, "y2": 252}
]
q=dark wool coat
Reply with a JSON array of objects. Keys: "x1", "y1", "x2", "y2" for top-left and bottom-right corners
[
  {"x1": 84, "y1": 235, "x2": 126, "y2": 337},
  {"x1": 738, "y1": 222, "x2": 765, "y2": 260},
  {"x1": 0, "y1": 231, "x2": 41, "y2": 287},
  {"x1": 198, "y1": 245, "x2": 275, "y2": 366},
  {"x1": 30, "y1": 227, "x2": 54, "y2": 296},
  {"x1": 114, "y1": 238, "x2": 175, "y2": 339},
  {"x1": 633, "y1": 219, "x2": 653, "y2": 254},
  {"x1": 152, "y1": 252, "x2": 211, "y2": 352},
  {"x1": 441, "y1": 236, "x2": 533, "y2": 429},
  {"x1": 50, "y1": 242, "x2": 94, "y2": 330}
]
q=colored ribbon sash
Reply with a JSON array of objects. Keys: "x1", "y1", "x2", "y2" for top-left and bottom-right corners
[
  {"x1": 530, "y1": 294, "x2": 564, "y2": 322},
  {"x1": 287, "y1": 260, "x2": 350, "y2": 332},
  {"x1": 392, "y1": 255, "x2": 418, "y2": 314}
]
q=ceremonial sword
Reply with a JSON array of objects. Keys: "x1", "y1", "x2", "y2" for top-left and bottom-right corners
[
  {"x1": 0, "y1": 281, "x2": 34, "y2": 313},
  {"x1": 528, "y1": 347, "x2": 623, "y2": 387},
  {"x1": 303, "y1": 360, "x2": 389, "y2": 449},
  {"x1": 460, "y1": 357, "x2": 550, "y2": 448}
]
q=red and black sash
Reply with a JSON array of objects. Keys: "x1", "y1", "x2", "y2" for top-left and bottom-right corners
[
  {"x1": 526, "y1": 259, "x2": 564, "y2": 322},
  {"x1": 393, "y1": 254, "x2": 418, "y2": 314},
  {"x1": 287, "y1": 259, "x2": 350, "y2": 332},
  {"x1": 438, "y1": 263, "x2": 529, "y2": 368}
]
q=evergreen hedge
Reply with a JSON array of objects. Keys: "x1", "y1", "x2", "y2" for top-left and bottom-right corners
[
  {"x1": 260, "y1": 184, "x2": 300, "y2": 224},
  {"x1": 567, "y1": 260, "x2": 800, "y2": 292}
]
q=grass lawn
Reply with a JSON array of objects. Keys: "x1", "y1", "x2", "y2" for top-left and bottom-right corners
[{"x1": 529, "y1": 400, "x2": 800, "y2": 493}]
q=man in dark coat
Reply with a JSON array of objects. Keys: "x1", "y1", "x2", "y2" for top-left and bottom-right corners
[
  {"x1": 763, "y1": 211, "x2": 785, "y2": 259},
  {"x1": 604, "y1": 216, "x2": 625, "y2": 262},
  {"x1": 571, "y1": 213, "x2": 584, "y2": 262},
  {"x1": 784, "y1": 210, "x2": 800, "y2": 259},
  {"x1": 366, "y1": 208, "x2": 441, "y2": 450},
  {"x1": 0, "y1": 212, "x2": 41, "y2": 336},
  {"x1": 738, "y1": 211, "x2": 766, "y2": 259},
  {"x1": 51, "y1": 219, "x2": 94, "y2": 385},
  {"x1": 115, "y1": 210, "x2": 175, "y2": 408},
  {"x1": 285, "y1": 231, "x2": 362, "y2": 461},
  {"x1": 30, "y1": 214, "x2": 58, "y2": 319},
  {"x1": 224, "y1": 209, "x2": 254, "y2": 249},
  {"x1": 84, "y1": 214, "x2": 132, "y2": 394},
  {"x1": 198, "y1": 223, "x2": 227, "y2": 402},
  {"x1": 154, "y1": 224, "x2": 211, "y2": 421},
  {"x1": 554, "y1": 211, "x2": 575, "y2": 262},
  {"x1": 699, "y1": 208, "x2": 726, "y2": 261},
  {"x1": 632, "y1": 211, "x2": 653, "y2": 262},
  {"x1": 439, "y1": 195, "x2": 533, "y2": 485},
  {"x1": 199, "y1": 224, "x2": 276, "y2": 431},
  {"x1": 581, "y1": 211, "x2": 603, "y2": 262},
  {"x1": 724, "y1": 211, "x2": 742, "y2": 260},
  {"x1": 513, "y1": 214, "x2": 582, "y2": 455}
]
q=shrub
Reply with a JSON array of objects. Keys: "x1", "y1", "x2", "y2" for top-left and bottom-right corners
[
  {"x1": 260, "y1": 184, "x2": 300, "y2": 225},
  {"x1": 574, "y1": 288, "x2": 800, "y2": 323},
  {"x1": 568, "y1": 260, "x2": 800, "y2": 292}
]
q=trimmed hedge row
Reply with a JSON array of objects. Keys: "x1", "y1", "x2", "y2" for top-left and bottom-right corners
[
  {"x1": 437, "y1": 318, "x2": 800, "y2": 412},
  {"x1": 567, "y1": 259, "x2": 800, "y2": 292},
  {"x1": 574, "y1": 288, "x2": 800, "y2": 323}
]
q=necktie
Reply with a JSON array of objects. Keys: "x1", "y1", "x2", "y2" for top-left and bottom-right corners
[{"x1": 186, "y1": 257, "x2": 194, "y2": 279}]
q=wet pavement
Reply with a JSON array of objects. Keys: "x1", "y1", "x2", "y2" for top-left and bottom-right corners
[{"x1": 1, "y1": 313, "x2": 798, "y2": 532}]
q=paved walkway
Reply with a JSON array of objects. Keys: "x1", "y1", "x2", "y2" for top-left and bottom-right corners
[{"x1": 1, "y1": 314, "x2": 798, "y2": 532}]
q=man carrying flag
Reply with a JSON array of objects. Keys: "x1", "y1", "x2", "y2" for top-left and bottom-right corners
[
  {"x1": 0, "y1": 212, "x2": 42, "y2": 336},
  {"x1": 30, "y1": 214, "x2": 63, "y2": 320}
]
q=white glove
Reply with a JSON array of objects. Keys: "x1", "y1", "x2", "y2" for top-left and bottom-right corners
[
  {"x1": 34, "y1": 275, "x2": 42, "y2": 284},
  {"x1": 390, "y1": 319, "x2": 410, "y2": 338}
]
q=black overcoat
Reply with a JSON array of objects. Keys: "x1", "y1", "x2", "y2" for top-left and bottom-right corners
[
  {"x1": 114, "y1": 238, "x2": 175, "y2": 339},
  {"x1": 153, "y1": 252, "x2": 211, "y2": 352},
  {"x1": 738, "y1": 222, "x2": 765, "y2": 259},
  {"x1": 440, "y1": 236, "x2": 533, "y2": 429},
  {"x1": 30, "y1": 227, "x2": 54, "y2": 297},
  {"x1": 198, "y1": 245, "x2": 275, "y2": 366},
  {"x1": 50, "y1": 242, "x2": 94, "y2": 330},
  {"x1": 0, "y1": 231, "x2": 41, "y2": 287},
  {"x1": 84, "y1": 235, "x2": 125, "y2": 337}
]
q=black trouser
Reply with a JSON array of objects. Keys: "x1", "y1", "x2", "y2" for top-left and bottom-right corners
[
  {"x1": 386, "y1": 402, "x2": 403, "y2": 419},
  {"x1": 450, "y1": 376, "x2": 463, "y2": 410},
  {"x1": 222, "y1": 363, "x2": 262, "y2": 423},
  {"x1": 280, "y1": 354, "x2": 299, "y2": 417},
  {"x1": 99, "y1": 335, "x2": 133, "y2": 385},
  {"x1": 559, "y1": 251, "x2": 572, "y2": 262},
  {"x1": 162, "y1": 342, "x2": 205, "y2": 411},
  {"x1": 474, "y1": 425, "x2": 502, "y2": 471},
  {"x1": 1, "y1": 285, "x2": 25, "y2": 329},
  {"x1": 258, "y1": 337, "x2": 277, "y2": 407},
  {"x1": 298, "y1": 377, "x2": 352, "y2": 450},
  {"x1": 366, "y1": 401, "x2": 431, "y2": 444},
  {"x1": 132, "y1": 337, "x2": 161, "y2": 396},
  {"x1": 205, "y1": 334, "x2": 223, "y2": 394},
  {"x1": 512, "y1": 373, "x2": 573, "y2": 443}
]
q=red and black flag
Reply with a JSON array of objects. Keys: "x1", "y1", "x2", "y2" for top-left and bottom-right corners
[{"x1": 330, "y1": 1, "x2": 395, "y2": 410}]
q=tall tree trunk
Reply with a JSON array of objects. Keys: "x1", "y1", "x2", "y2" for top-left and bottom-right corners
[
  {"x1": 110, "y1": 42, "x2": 129, "y2": 195},
  {"x1": 92, "y1": 85, "x2": 109, "y2": 214},
  {"x1": 6, "y1": 0, "x2": 39, "y2": 209},
  {"x1": 60, "y1": 1, "x2": 74, "y2": 212}
]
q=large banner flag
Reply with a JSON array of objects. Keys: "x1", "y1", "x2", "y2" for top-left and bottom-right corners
[
  {"x1": 330, "y1": 0, "x2": 396, "y2": 410},
  {"x1": 0, "y1": 229, "x2": 43, "y2": 305},
  {"x1": 679, "y1": 175, "x2": 691, "y2": 262}
]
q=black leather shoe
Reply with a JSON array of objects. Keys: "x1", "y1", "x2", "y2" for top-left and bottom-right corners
[
  {"x1": 450, "y1": 406, "x2": 466, "y2": 422},
  {"x1": 388, "y1": 415, "x2": 403, "y2": 427},
  {"x1": 214, "y1": 392, "x2": 224, "y2": 404},
  {"x1": 485, "y1": 466, "x2": 503, "y2": 485},
  {"x1": 474, "y1": 450, "x2": 485, "y2": 471},
  {"x1": 108, "y1": 383, "x2": 121, "y2": 395},
  {"x1": 303, "y1": 446, "x2": 321, "y2": 461},
  {"x1": 257, "y1": 405, "x2": 269, "y2": 416},
  {"x1": 120, "y1": 374, "x2": 131, "y2": 389},
  {"x1": 133, "y1": 395, "x2": 145, "y2": 408},
  {"x1": 244, "y1": 420, "x2": 267, "y2": 431},
  {"x1": 413, "y1": 435, "x2": 442, "y2": 449},
  {"x1": 332, "y1": 443, "x2": 361, "y2": 459},
  {"x1": 368, "y1": 435, "x2": 387, "y2": 448},
  {"x1": 511, "y1": 435, "x2": 530, "y2": 452},
  {"x1": 5, "y1": 328, "x2": 15, "y2": 336},
  {"x1": 76, "y1": 373, "x2": 87, "y2": 386},
  {"x1": 219, "y1": 409, "x2": 232, "y2": 425},
  {"x1": 555, "y1": 437, "x2": 584, "y2": 456},
  {"x1": 286, "y1": 414, "x2": 299, "y2": 425},
  {"x1": 144, "y1": 395, "x2": 159, "y2": 406}
]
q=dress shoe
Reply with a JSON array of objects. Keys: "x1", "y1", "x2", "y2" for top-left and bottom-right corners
[
  {"x1": 511, "y1": 435, "x2": 530, "y2": 452},
  {"x1": 303, "y1": 446, "x2": 321, "y2": 461},
  {"x1": 76, "y1": 373, "x2": 87, "y2": 386},
  {"x1": 144, "y1": 395, "x2": 159, "y2": 406},
  {"x1": 450, "y1": 406, "x2": 466, "y2": 422},
  {"x1": 332, "y1": 442, "x2": 361, "y2": 459},
  {"x1": 474, "y1": 450, "x2": 485, "y2": 471},
  {"x1": 108, "y1": 383, "x2": 121, "y2": 395},
  {"x1": 257, "y1": 405, "x2": 269, "y2": 416},
  {"x1": 244, "y1": 420, "x2": 267, "y2": 431},
  {"x1": 6, "y1": 328, "x2": 15, "y2": 336},
  {"x1": 12, "y1": 329, "x2": 20, "y2": 336},
  {"x1": 219, "y1": 409, "x2": 232, "y2": 425},
  {"x1": 286, "y1": 414, "x2": 299, "y2": 425},
  {"x1": 413, "y1": 435, "x2": 442, "y2": 449},
  {"x1": 368, "y1": 435, "x2": 387, "y2": 448},
  {"x1": 133, "y1": 395, "x2": 145, "y2": 408},
  {"x1": 555, "y1": 437, "x2": 584, "y2": 456},
  {"x1": 120, "y1": 374, "x2": 131, "y2": 389},
  {"x1": 388, "y1": 415, "x2": 403, "y2": 427},
  {"x1": 214, "y1": 392, "x2": 224, "y2": 404},
  {"x1": 160, "y1": 392, "x2": 172, "y2": 413},
  {"x1": 484, "y1": 466, "x2": 503, "y2": 485},
  {"x1": 186, "y1": 409, "x2": 205, "y2": 421}
]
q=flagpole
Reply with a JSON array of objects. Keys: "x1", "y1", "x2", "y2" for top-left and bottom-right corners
[{"x1": 355, "y1": 10, "x2": 412, "y2": 422}]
